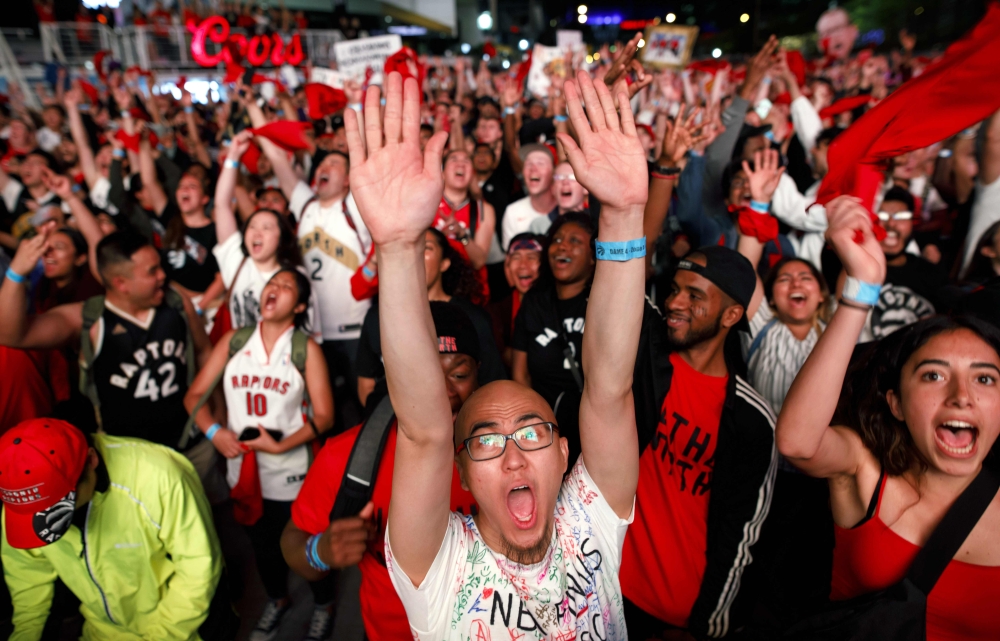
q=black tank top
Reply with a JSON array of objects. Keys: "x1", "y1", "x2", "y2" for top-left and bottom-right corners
[{"x1": 92, "y1": 302, "x2": 190, "y2": 447}]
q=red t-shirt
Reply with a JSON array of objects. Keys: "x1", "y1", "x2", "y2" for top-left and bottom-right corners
[
  {"x1": 291, "y1": 421, "x2": 477, "y2": 641},
  {"x1": 433, "y1": 197, "x2": 474, "y2": 238},
  {"x1": 620, "y1": 352, "x2": 728, "y2": 627}
]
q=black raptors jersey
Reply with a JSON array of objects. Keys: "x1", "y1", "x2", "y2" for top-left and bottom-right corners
[{"x1": 91, "y1": 301, "x2": 190, "y2": 447}]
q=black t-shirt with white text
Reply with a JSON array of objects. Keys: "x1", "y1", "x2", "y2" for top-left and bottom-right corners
[
  {"x1": 511, "y1": 285, "x2": 588, "y2": 406},
  {"x1": 159, "y1": 203, "x2": 219, "y2": 293},
  {"x1": 873, "y1": 256, "x2": 948, "y2": 339}
]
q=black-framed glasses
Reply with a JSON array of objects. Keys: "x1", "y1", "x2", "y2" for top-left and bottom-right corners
[{"x1": 456, "y1": 422, "x2": 557, "y2": 461}]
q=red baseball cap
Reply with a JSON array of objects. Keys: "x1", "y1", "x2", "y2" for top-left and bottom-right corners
[{"x1": 0, "y1": 419, "x2": 89, "y2": 549}]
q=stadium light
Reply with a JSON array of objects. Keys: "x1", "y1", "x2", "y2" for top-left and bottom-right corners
[
  {"x1": 578, "y1": 14, "x2": 588, "y2": 23},
  {"x1": 712, "y1": 48, "x2": 722, "y2": 58},
  {"x1": 578, "y1": 5, "x2": 588, "y2": 14},
  {"x1": 666, "y1": 13, "x2": 676, "y2": 23},
  {"x1": 519, "y1": 39, "x2": 529, "y2": 50},
  {"x1": 740, "y1": 13, "x2": 750, "y2": 23},
  {"x1": 460, "y1": 43, "x2": 471, "y2": 54},
  {"x1": 477, "y1": 12, "x2": 493, "y2": 30}
]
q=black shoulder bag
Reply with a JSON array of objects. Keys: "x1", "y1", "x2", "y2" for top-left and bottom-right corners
[
  {"x1": 785, "y1": 464, "x2": 999, "y2": 641},
  {"x1": 328, "y1": 393, "x2": 395, "y2": 521}
]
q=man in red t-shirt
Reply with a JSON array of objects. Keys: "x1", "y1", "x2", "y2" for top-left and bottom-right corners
[
  {"x1": 624, "y1": 246, "x2": 777, "y2": 638},
  {"x1": 281, "y1": 302, "x2": 480, "y2": 641}
]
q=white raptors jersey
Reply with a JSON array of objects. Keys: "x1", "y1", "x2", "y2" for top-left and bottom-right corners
[
  {"x1": 289, "y1": 181, "x2": 372, "y2": 341},
  {"x1": 223, "y1": 324, "x2": 311, "y2": 501}
]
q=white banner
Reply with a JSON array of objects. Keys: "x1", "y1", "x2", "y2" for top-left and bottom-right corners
[
  {"x1": 309, "y1": 66, "x2": 344, "y2": 89},
  {"x1": 334, "y1": 34, "x2": 403, "y2": 83}
]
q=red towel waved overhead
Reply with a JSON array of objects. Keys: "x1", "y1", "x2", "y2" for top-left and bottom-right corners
[
  {"x1": 687, "y1": 59, "x2": 731, "y2": 76},
  {"x1": 78, "y1": 80, "x2": 100, "y2": 105},
  {"x1": 786, "y1": 50, "x2": 807, "y2": 87},
  {"x1": 250, "y1": 121, "x2": 312, "y2": 152},
  {"x1": 818, "y1": 95, "x2": 872, "y2": 120},
  {"x1": 304, "y1": 83, "x2": 347, "y2": 120},
  {"x1": 241, "y1": 141, "x2": 262, "y2": 174},
  {"x1": 815, "y1": 2, "x2": 1000, "y2": 213}
]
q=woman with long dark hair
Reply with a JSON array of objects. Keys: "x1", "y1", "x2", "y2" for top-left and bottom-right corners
[
  {"x1": 184, "y1": 268, "x2": 336, "y2": 640},
  {"x1": 777, "y1": 197, "x2": 1000, "y2": 639},
  {"x1": 510, "y1": 212, "x2": 595, "y2": 463},
  {"x1": 213, "y1": 131, "x2": 321, "y2": 339}
]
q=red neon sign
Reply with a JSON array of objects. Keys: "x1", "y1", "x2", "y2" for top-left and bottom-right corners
[{"x1": 191, "y1": 16, "x2": 304, "y2": 68}]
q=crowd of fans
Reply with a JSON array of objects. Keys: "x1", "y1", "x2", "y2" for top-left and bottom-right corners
[{"x1": 1, "y1": 3, "x2": 999, "y2": 640}]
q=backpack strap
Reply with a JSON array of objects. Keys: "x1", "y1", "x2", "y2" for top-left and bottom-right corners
[
  {"x1": 164, "y1": 288, "x2": 197, "y2": 386},
  {"x1": 746, "y1": 318, "x2": 779, "y2": 364},
  {"x1": 177, "y1": 325, "x2": 255, "y2": 451},
  {"x1": 290, "y1": 329, "x2": 311, "y2": 414},
  {"x1": 906, "y1": 463, "x2": 1000, "y2": 595},
  {"x1": 79, "y1": 295, "x2": 106, "y2": 429},
  {"x1": 328, "y1": 393, "x2": 395, "y2": 521}
]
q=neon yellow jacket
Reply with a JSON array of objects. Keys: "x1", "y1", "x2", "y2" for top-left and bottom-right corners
[{"x1": 2, "y1": 435, "x2": 222, "y2": 641}]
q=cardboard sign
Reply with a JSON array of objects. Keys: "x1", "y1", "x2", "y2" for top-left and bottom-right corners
[
  {"x1": 309, "y1": 66, "x2": 344, "y2": 89},
  {"x1": 556, "y1": 30, "x2": 583, "y2": 48},
  {"x1": 334, "y1": 34, "x2": 403, "y2": 83},
  {"x1": 526, "y1": 43, "x2": 584, "y2": 98},
  {"x1": 641, "y1": 25, "x2": 699, "y2": 69}
]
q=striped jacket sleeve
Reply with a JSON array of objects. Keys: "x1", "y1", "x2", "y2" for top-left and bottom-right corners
[{"x1": 688, "y1": 377, "x2": 778, "y2": 638}]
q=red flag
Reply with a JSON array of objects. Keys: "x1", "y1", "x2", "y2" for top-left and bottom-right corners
[
  {"x1": 815, "y1": 2, "x2": 1000, "y2": 214},
  {"x1": 786, "y1": 50, "x2": 807, "y2": 87},
  {"x1": 384, "y1": 47, "x2": 426, "y2": 91},
  {"x1": 224, "y1": 61, "x2": 245, "y2": 84},
  {"x1": 93, "y1": 50, "x2": 111, "y2": 82},
  {"x1": 250, "y1": 121, "x2": 312, "y2": 151},
  {"x1": 687, "y1": 59, "x2": 731, "y2": 76},
  {"x1": 241, "y1": 141, "x2": 261, "y2": 174},
  {"x1": 78, "y1": 80, "x2": 100, "y2": 105},
  {"x1": 304, "y1": 83, "x2": 347, "y2": 120},
  {"x1": 515, "y1": 48, "x2": 532, "y2": 88},
  {"x1": 818, "y1": 95, "x2": 872, "y2": 120}
]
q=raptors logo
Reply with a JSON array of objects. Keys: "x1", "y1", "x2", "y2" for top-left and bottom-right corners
[{"x1": 32, "y1": 491, "x2": 77, "y2": 544}]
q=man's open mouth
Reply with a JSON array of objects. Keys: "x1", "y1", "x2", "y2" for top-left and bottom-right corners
[{"x1": 506, "y1": 484, "x2": 536, "y2": 529}]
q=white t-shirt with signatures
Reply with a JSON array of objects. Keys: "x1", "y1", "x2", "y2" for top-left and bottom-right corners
[{"x1": 387, "y1": 458, "x2": 633, "y2": 641}]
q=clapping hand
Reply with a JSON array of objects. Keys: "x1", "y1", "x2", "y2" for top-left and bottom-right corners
[
  {"x1": 344, "y1": 72, "x2": 449, "y2": 248},
  {"x1": 558, "y1": 70, "x2": 648, "y2": 212},
  {"x1": 741, "y1": 148, "x2": 784, "y2": 204}
]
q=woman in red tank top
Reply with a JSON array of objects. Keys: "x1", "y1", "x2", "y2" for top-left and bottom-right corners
[{"x1": 776, "y1": 198, "x2": 1000, "y2": 641}]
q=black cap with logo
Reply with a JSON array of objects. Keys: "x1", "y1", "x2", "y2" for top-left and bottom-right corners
[{"x1": 676, "y1": 246, "x2": 756, "y2": 333}]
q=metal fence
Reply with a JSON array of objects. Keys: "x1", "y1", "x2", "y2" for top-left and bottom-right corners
[{"x1": 37, "y1": 23, "x2": 347, "y2": 71}]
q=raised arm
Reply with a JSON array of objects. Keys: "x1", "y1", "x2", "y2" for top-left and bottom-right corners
[
  {"x1": 138, "y1": 124, "x2": 169, "y2": 216},
  {"x1": 345, "y1": 73, "x2": 452, "y2": 585},
  {"x1": 244, "y1": 97, "x2": 300, "y2": 200},
  {"x1": 776, "y1": 196, "x2": 885, "y2": 479},
  {"x1": 560, "y1": 71, "x2": 647, "y2": 518},
  {"x1": 63, "y1": 87, "x2": 99, "y2": 189},
  {"x1": 180, "y1": 90, "x2": 212, "y2": 169},
  {"x1": 44, "y1": 169, "x2": 107, "y2": 282},
  {"x1": 735, "y1": 148, "x2": 785, "y2": 320},
  {"x1": 0, "y1": 231, "x2": 84, "y2": 350},
  {"x1": 214, "y1": 131, "x2": 254, "y2": 245}
]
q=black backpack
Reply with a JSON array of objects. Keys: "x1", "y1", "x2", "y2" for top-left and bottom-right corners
[{"x1": 328, "y1": 391, "x2": 395, "y2": 521}]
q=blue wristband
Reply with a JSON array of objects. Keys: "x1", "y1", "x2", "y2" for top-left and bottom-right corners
[
  {"x1": 205, "y1": 423, "x2": 222, "y2": 441},
  {"x1": 362, "y1": 265, "x2": 376, "y2": 279},
  {"x1": 749, "y1": 200, "x2": 770, "y2": 213},
  {"x1": 842, "y1": 276, "x2": 881, "y2": 306},
  {"x1": 112, "y1": 148, "x2": 126, "y2": 159},
  {"x1": 5, "y1": 267, "x2": 27, "y2": 284},
  {"x1": 553, "y1": 114, "x2": 568, "y2": 122},
  {"x1": 595, "y1": 238, "x2": 646, "y2": 262},
  {"x1": 224, "y1": 159, "x2": 240, "y2": 170},
  {"x1": 184, "y1": 106, "x2": 195, "y2": 114},
  {"x1": 306, "y1": 533, "x2": 331, "y2": 571}
]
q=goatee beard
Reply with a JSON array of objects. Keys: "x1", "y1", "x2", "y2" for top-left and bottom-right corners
[{"x1": 500, "y1": 522, "x2": 552, "y2": 566}]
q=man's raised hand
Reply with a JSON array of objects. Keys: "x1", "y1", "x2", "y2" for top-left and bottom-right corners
[
  {"x1": 742, "y1": 148, "x2": 784, "y2": 204},
  {"x1": 558, "y1": 70, "x2": 648, "y2": 212},
  {"x1": 344, "y1": 72, "x2": 448, "y2": 248}
]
